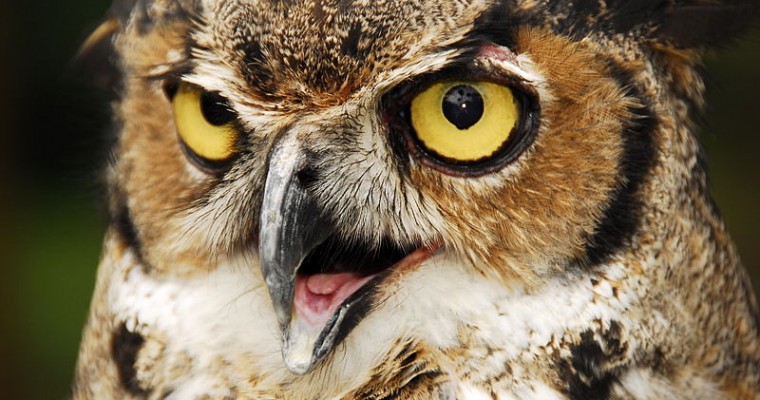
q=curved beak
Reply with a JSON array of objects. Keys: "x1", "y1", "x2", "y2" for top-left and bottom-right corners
[{"x1": 258, "y1": 133, "x2": 334, "y2": 374}]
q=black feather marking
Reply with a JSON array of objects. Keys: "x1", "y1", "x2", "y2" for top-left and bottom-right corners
[
  {"x1": 557, "y1": 321, "x2": 628, "y2": 400},
  {"x1": 115, "y1": 202, "x2": 142, "y2": 255},
  {"x1": 581, "y1": 66, "x2": 657, "y2": 267},
  {"x1": 562, "y1": 333, "x2": 617, "y2": 400},
  {"x1": 532, "y1": 0, "x2": 666, "y2": 42},
  {"x1": 113, "y1": 198, "x2": 155, "y2": 271},
  {"x1": 240, "y1": 40, "x2": 275, "y2": 92},
  {"x1": 111, "y1": 323, "x2": 149, "y2": 396},
  {"x1": 468, "y1": 0, "x2": 521, "y2": 49},
  {"x1": 539, "y1": 0, "x2": 759, "y2": 48},
  {"x1": 341, "y1": 22, "x2": 364, "y2": 58},
  {"x1": 583, "y1": 113, "x2": 656, "y2": 265}
]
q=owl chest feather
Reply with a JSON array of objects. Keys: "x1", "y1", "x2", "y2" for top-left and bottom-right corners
[{"x1": 95, "y1": 234, "x2": 677, "y2": 400}]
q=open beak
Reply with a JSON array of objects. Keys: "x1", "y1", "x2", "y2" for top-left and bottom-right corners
[{"x1": 259, "y1": 132, "x2": 336, "y2": 374}]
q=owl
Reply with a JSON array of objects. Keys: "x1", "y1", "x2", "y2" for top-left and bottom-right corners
[{"x1": 73, "y1": 0, "x2": 760, "y2": 399}]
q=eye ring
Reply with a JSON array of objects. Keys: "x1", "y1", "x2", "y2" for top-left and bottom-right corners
[
  {"x1": 385, "y1": 77, "x2": 540, "y2": 177},
  {"x1": 170, "y1": 82, "x2": 240, "y2": 173}
]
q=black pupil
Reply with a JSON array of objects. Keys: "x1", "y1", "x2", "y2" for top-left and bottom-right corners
[
  {"x1": 200, "y1": 92, "x2": 235, "y2": 126},
  {"x1": 441, "y1": 85, "x2": 484, "y2": 130}
]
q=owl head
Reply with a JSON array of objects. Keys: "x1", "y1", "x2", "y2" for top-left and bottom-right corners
[{"x1": 83, "y1": 0, "x2": 758, "y2": 374}]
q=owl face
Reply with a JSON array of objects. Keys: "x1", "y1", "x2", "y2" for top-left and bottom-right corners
[{"x1": 106, "y1": 0, "x2": 747, "y2": 375}]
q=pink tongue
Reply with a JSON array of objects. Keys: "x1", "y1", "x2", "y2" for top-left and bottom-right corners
[
  {"x1": 294, "y1": 272, "x2": 373, "y2": 327},
  {"x1": 306, "y1": 273, "x2": 356, "y2": 295}
]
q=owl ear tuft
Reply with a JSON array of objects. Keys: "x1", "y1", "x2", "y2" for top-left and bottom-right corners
[
  {"x1": 76, "y1": 0, "x2": 140, "y2": 64},
  {"x1": 541, "y1": 0, "x2": 758, "y2": 50},
  {"x1": 73, "y1": 1, "x2": 142, "y2": 91},
  {"x1": 73, "y1": 17, "x2": 122, "y2": 91},
  {"x1": 653, "y1": 0, "x2": 760, "y2": 49},
  {"x1": 73, "y1": 0, "x2": 158, "y2": 91}
]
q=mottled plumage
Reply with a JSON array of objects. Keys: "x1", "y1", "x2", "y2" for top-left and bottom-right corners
[{"x1": 74, "y1": 0, "x2": 760, "y2": 399}]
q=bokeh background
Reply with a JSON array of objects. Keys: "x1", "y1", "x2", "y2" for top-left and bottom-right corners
[{"x1": 0, "y1": 2, "x2": 758, "y2": 399}]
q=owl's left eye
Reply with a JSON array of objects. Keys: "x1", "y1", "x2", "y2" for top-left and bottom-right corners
[
  {"x1": 171, "y1": 82, "x2": 239, "y2": 170},
  {"x1": 411, "y1": 81, "x2": 517, "y2": 162},
  {"x1": 391, "y1": 78, "x2": 539, "y2": 175}
]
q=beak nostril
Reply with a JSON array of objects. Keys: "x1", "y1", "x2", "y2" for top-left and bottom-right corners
[{"x1": 296, "y1": 167, "x2": 319, "y2": 188}]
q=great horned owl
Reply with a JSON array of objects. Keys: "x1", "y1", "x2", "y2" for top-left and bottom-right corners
[{"x1": 73, "y1": 0, "x2": 760, "y2": 399}]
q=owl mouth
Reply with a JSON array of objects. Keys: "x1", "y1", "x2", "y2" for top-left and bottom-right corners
[
  {"x1": 297, "y1": 236, "x2": 412, "y2": 276},
  {"x1": 293, "y1": 237, "x2": 419, "y2": 326},
  {"x1": 285, "y1": 236, "x2": 437, "y2": 373}
]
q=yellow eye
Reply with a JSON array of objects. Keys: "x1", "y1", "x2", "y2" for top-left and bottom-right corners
[
  {"x1": 172, "y1": 83, "x2": 238, "y2": 163},
  {"x1": 410, "y1": 80, "x2": 519, "y2": 163}
]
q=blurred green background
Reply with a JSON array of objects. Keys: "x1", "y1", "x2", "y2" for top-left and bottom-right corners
[{"x1": 0, "y1": 2, "x2": 758, "y2": 399}]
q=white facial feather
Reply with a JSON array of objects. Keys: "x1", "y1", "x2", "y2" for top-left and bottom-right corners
[{"x1": 107, "y1": 235, "x2": 644, "y2": 398}]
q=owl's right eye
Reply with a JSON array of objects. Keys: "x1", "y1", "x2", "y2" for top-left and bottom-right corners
[
  {"x1": 171, "y1": 83, "x2": 239, "y2": 169},
  {"x1": 410, "y1": 80, "x2": 519, "y2": 164},
  {"x1": 384, "y1": 74, "x2": 540, "y2": 176}
]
